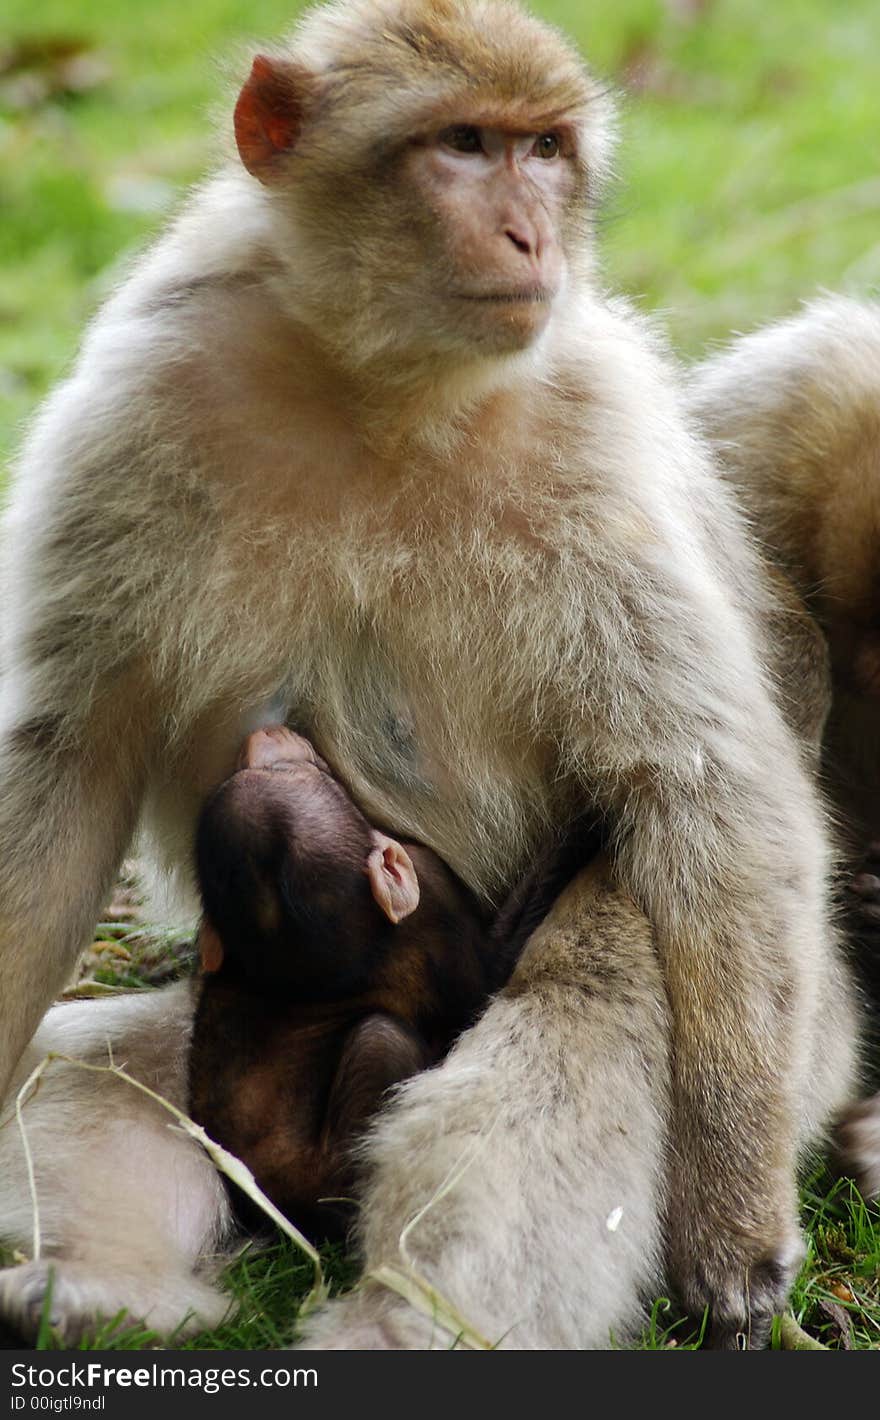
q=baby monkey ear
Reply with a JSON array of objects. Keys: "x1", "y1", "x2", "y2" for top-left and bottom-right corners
[
  {"x1": 198, "y1": 919, "x2": 225, "y2": 974},
  {"x1": 234, "y1": 55, "x2": 315, "y2": 182},
  {"x1": 366, "y1": 832, "x2": 420, "y2": 924}
]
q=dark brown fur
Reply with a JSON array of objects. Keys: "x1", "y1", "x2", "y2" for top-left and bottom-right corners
[{"x1": 188, "y1": 729, "x2": 597, "y2": 1236}]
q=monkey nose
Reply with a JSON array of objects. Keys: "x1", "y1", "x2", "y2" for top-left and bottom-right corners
[{"x1": 504, "y1": 224, "x2": 538, "y2": 257}]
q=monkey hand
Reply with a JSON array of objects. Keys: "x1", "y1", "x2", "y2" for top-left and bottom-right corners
[
  {"x1": 667, "y1": 1186, "x2": 805, "y2": 1349},
  {"x1": 836, "y1": 1092, "x2": 880, "y2": 1203},
  {"x1": 845, "y1": 843, "x2": 880, "y2": 959}
]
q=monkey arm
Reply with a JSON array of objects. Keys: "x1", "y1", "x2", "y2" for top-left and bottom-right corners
[
  {"x1": 0, "y1": 668, "x2": 155, "y2": 1093},
  {"x1": 607, "y1": 752, "x2": 817, "y2": 1344},
  {"x1": 0, "y1": 421, "x2": 163, "y2": 1093},
  {"x1": 323, "y1": 1014, "x2": 428, "y2": 1153},
  {"x1": 0, "y1": 326, "x2": 229, "y2": 1098},
  {"x1": 570, "y1": 537, "x2": 841, "y2": 1345}
]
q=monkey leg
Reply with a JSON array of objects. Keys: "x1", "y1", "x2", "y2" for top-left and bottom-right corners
[
  {"x1": 297, "y1": 856, "x2": 672, "y2": 1350},
  {"x1": 0, "y1": 984, "x2": 232, "y2": 1345}
]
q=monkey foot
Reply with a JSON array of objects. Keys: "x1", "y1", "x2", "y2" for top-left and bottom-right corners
[
  {"x1": 295, "y1": 1288, "x2": 468, "y2": 1350},
  {"x1": 0, "y1": 1260, "x2": 228, "y2": 1346},
  {"x1": 0, "y1": 1263, "x2": 67, "y2": 1344}
]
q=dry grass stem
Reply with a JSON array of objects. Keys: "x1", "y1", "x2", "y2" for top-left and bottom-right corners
[
  {"x1": 14, "y1": 1050, "x2": 328, "y2": 1313},
  {"x1": 779, "y1": 1312, "x2": 828, "y2": 1350},
  {"x1": 365, "y1": 1115, "x2": 502, "y2": 1349}
]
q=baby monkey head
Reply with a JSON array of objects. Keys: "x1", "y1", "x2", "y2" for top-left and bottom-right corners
[{"x1": 195, "y1": 727, "x2": 419, "y2": 999}]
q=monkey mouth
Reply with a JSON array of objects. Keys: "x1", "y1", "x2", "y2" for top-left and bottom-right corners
[{"x1": 458, "y1": 287, "x2": 552, "y2": 305}]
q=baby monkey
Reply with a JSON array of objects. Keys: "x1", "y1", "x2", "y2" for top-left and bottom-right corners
[{"x1": 190, "y1": 727, "x2": 580, "y2": 1238}]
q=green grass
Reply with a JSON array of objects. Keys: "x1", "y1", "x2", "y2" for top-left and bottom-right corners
[
  {"x1": 791, "y1": 1170, "x2": 880, "y2": 1350},
  {"x1": 2, "y1": 0, "x2": 880, "y2": 1351}
]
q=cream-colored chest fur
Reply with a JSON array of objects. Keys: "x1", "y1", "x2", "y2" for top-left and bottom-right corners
[{"x1": 168, "y1": 387, "x2": 605, "y2": 900}]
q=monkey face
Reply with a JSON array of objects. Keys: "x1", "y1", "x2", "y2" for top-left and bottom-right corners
[
  {"x1": 391, "y1": 122, "x2": 573, "y2": 355},
  {"x1": 231, "y1": 2, "x2": 607, "y2": 369}
]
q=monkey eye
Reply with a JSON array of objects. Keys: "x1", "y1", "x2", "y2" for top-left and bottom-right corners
[
  {"x1": 533, "y1": 132, "x2": 561, "y2": 160},
  {"x1": 440, "y1": 124, "x2": 483, "y2": 154}
]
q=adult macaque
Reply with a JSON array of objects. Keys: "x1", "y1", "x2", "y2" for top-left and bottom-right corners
[
  {"x1": 689, "y1": 294, "x2": 880, "y2": 1201},
  {"x1": 689, "y1": 296, "x2": 880, "y2": 849},
  {"x1": 190, "y1": 723, "x2": 553, "y2": 1236},
  {"x1": 0, "y1": 0, "x2": 860, "y2": 1348}
]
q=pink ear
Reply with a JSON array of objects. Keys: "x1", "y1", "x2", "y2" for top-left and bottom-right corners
[
  {"x1": 198, "y1": 919, "x2": 225, "y2": 974},
  {"x1": 366, "y1": 833, "x2": 420, "y2": 924},
  {"x1": 234, "y1": 55, "x2": 309, "y2": 182}
]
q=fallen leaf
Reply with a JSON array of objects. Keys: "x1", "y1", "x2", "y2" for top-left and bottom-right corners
[{"x1": 817, "y1": 1298, "x2": 854, "y2": 1350}]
